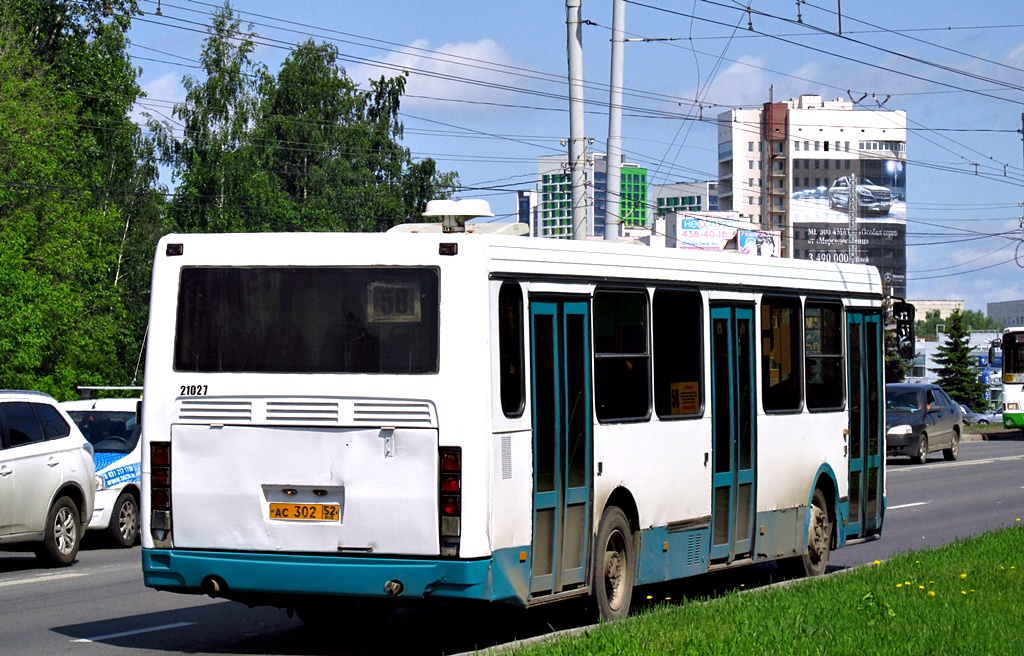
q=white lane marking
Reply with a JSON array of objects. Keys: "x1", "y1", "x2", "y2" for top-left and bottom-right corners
[
  {"x1": 888, "y1": 501, "x2": 930, "y2": 510},
  {"x1": 889, "y1": 454, "x2": 1024, "y2": 473},
  {"x1": 0, "y1": 572, "x2": 87, "y2": 588},
  {"x1": 73, "y1": 622, "x2": 196, "y2": 643}
]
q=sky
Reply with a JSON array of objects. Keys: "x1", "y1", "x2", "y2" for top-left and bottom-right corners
[{"x1": 125, "y1": 0, "x2": 1024, "y2": 311}]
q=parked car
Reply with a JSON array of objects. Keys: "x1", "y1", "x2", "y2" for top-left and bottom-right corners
[
  {"x1": 828, "y1": 176, "x2": 892, "y2": 216},
  {"x1": 0, "y1": 390, "x2": 95, "y2": 565},
  {"x1": 885, "y1": 383, "x2": 963, "y2": 463},
  {"x1": 62, "y1": 397, "x2": 142, "y2": 547},
  {"x1": 959, "y1": 404, "x2": 1002, "y2": 425}
]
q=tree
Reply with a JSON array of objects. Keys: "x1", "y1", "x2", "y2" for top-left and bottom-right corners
[
  {"x1": 915, "y1": 307, "x2": 1003, "y2": 340},
  {"x1": 153, "y1": 4, "x2": 459, "y2": 235},
  {"x1": 931, "y1": 309, "x2": 987, "y2": 409},
  {"x1": 0, "y1": 23, "x2": 123, "y2": 398},
  {"x1": 151, "y1": 2, "x2": 276, "y2": 233},
  {"x1": 254, "y1": 41, "x2": 459, "y2": 231},
  {"x1": 1, "y1": 3, "x2": 163, "y2": 398}
]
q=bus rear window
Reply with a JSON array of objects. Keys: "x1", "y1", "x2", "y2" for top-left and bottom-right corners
[{"x1": 174, "y1": 267, "x2": 439, "y2": 374}]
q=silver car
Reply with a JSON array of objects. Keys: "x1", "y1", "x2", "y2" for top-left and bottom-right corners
[
  {"x1": 828, "y1": 176, "x2": 893, "y2": 216},
  {"x1": 885, "y1": 383, "x2": 963, "y2": 463},
  {"x1": 0, "y1": 391, "x2": 95, "y2": 565}
]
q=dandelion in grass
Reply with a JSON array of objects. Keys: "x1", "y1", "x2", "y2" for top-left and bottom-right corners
[
  {"x1": 873, "y1": 560, "x2": 881, "y2": 566},
  {"x1": 961, "y1": 590, "x2": 967, "y2": 595},
  {"x1": 928, "y1": 591, "x2": 936, "y2": 597},
  {"x1": 919, "y1": 585, "x2": 925, "y2": 590},
  {"x1": 961, "y1": 573, "x2": 967, "y2": 579},
  {"x1": 896, "y1": 583, "x2": 903, "y2": 588}
]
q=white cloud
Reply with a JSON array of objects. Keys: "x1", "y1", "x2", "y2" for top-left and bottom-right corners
[{"x1": 346, "y1": 38, "x2": 528, "y2": 115}]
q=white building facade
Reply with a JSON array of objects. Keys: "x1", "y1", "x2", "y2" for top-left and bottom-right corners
[{"x1": 718, "y1": 95, "x2": 908, "y2": 297}]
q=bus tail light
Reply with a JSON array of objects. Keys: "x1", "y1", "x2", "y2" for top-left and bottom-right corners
[
  {"x1": 150, "y1": 442, "x2": 173, "y2": 541},
  {"x1": 439, "y1": 446, "x2": 461, "y2": 557}
]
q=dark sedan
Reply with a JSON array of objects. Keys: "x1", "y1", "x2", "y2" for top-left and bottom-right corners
[{"x1": 885, "y1": 383, "x2": 963, "y2": 463}]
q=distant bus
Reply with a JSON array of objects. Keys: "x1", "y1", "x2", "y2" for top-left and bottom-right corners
[
  {"x1": 140, "y1": 202, "x2": 886, "y2": 622},
  {"x1": 996, "y1": 328, "x2": 1024, "y2": 434}
]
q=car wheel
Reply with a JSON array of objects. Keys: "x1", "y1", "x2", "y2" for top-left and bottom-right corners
[
  {"x1": 35, "y1": 496, "x2": 81, "y2": 567},
  {"x1": 108, "y1": 492, "x2": 140, "y2": 548},
  {"x1": 977, "y1": 419, "x2": 989, "y2": 425},
  {"x1": 913, "y1": 433, "x2": 928, "y2": 464},
  {"x1": 591, "y1": 506, "x2": 635, "y2": 622},
  {"x1": 943, "y1": 429, "x2": 960, "y2": 461}
]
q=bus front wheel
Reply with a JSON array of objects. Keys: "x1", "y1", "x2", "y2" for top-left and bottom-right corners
[{"x1": 591, "y1": 506, "x2": 635, "y2": 622}]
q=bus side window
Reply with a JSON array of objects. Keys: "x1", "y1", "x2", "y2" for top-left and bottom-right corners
[
  {"x1": 761, "y1": 296, "x2": 802, "y2": 413},
  {"x1": 594, "y1": 289, "x2": 651, "y2": 422},
  {"x1": 653, "y1": 289, "x2": 703, "y2": 419},
  {"x1": 498, "y1": 283, "x2": 525, "y2": 418},
  {"x1": 805, "y1": 301, "x2": 844, "y2": 411}
]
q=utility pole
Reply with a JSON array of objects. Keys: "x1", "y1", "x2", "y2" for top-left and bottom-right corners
[
  {"x1": 604, "y1": 0, "x2": 625, "y2": 241},
  {"x1": 566, "y1": 0, "x2": 588, "y2": 240}
]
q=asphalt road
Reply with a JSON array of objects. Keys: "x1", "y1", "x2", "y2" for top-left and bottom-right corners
[{"x1": 1, "y1": 437, "x2": 1022, "y2": 655}]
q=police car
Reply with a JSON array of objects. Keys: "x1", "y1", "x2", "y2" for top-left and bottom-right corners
[{"x1": 61, "y1": 393, "x2": 141, "y2": 547}]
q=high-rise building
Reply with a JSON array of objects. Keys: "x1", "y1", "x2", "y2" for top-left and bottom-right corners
[
  {"x1": 652, "y1": 181, "x2": 720, "y2": 217},
  {"x1": 534, "y1": 153, "x2": 648, "y2": 239},
  {"x1": 718, "y1": 95, "x2": 907, "y2": 297}
]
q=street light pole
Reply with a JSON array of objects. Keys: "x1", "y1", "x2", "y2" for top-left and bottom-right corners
[
  {"x1": 566, "y1": 0, "x2": 588, "y2": 240},
  {"x1": 604, "y1": 0, "x2": 625, "y2": 241}
]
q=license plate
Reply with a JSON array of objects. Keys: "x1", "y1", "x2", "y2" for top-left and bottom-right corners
[{"x1": 269, "y1": 503, "x2": 341, "y2": 522}]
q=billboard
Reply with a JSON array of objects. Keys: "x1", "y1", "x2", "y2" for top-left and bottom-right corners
[
  {"x1": 789, "y1": 156, "x2": 906, "y2": 296},
  {"x1": 665, "y1": 212, "x2": 756, "y2": 250}
]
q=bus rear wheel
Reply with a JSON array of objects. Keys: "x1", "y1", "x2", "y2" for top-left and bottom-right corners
[
  {"x1": 591, "y1": 506, "x2": 635, "y2": 622},
  {"x1": 780, "y1": 488, "x2": 832, "y2": 578}
]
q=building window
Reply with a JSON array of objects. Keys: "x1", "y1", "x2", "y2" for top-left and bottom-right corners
[{"x1": 748, "y1": 141, "x2": 754, "y2": 152}]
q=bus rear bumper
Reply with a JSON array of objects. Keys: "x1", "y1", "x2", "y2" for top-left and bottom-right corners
[{"x1": 142, "y1": 548, "x2": 530, "y2": 607}]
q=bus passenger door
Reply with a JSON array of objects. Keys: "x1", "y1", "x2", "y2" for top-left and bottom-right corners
[
  {"x1": 709, "y1": 305, "x2": 756, "y2": 563},
  {"x1": 528, "y1": 299, "x2": 592, "y2": 596},
  {"x1": 847, "y1": 312, "x2": 884, "y2": 537}
]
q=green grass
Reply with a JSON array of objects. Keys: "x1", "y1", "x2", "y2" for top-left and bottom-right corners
[{"x1": 503, "y1": 521, "x2": 1024, "y2": 655}]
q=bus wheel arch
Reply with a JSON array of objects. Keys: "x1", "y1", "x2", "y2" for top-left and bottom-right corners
[{"x1": 779, "y1": 473, "x2": 836, "y2": 578}]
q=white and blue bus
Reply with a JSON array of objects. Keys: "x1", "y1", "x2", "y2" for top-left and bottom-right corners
[
  {"x1": 140, "y1": 202, "x2": 885, "y2": 622},
  {"x1": 997, "y1": 327, "x2": 1024, "y2": 434}
]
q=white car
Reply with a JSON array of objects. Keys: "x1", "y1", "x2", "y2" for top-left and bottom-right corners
[
  {"x1": 61, "y1": 397, "x2": 142, "y2": 547},
  {"x1": 0, "y1": 390, "x2": 95, "y2": 566}
]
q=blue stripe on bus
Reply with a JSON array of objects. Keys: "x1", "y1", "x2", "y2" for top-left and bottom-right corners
[{"x1": 142, "y1": 547, "x2": 532, "y2": 606}]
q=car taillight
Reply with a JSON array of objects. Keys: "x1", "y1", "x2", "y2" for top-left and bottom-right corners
[
  {"x1": 150, "y1": 442, "x2": 172, "y2": 541},
  {"x1": 439, "y1": 446, "x2": 461, "y2": 557}
]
